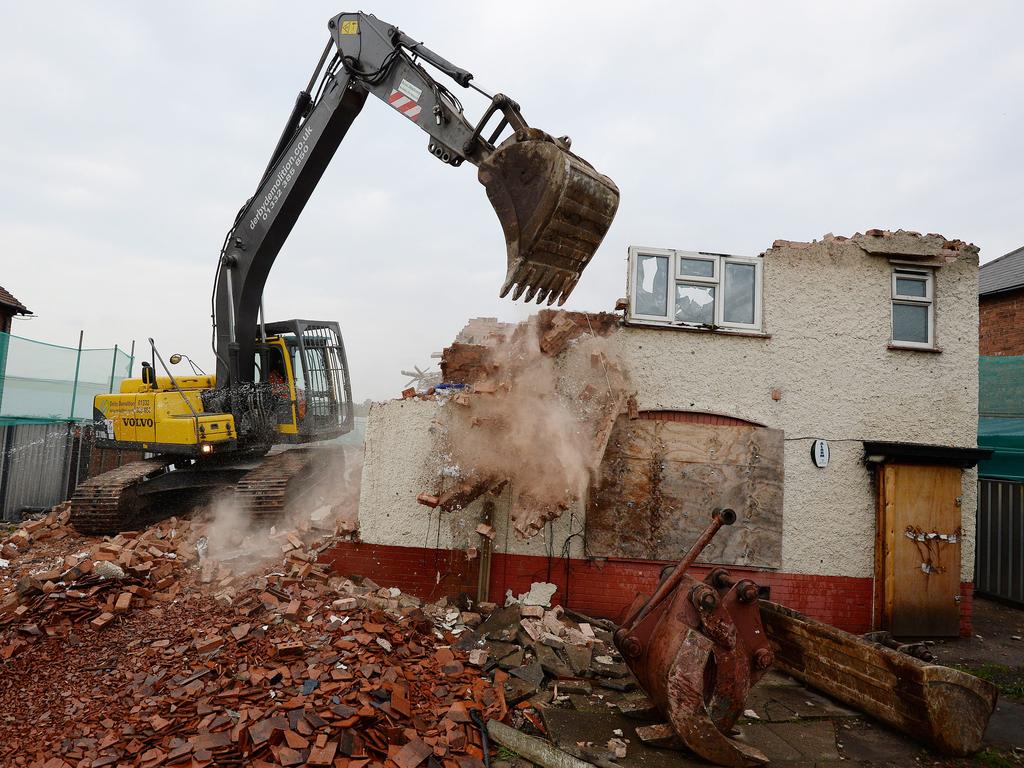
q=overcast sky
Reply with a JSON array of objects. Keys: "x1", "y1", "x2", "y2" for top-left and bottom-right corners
[{"x1": 1, "y1": 2, "x2": 1021, "y2": 399}]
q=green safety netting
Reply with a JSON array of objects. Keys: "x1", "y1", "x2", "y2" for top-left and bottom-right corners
[
  {"x1": 0, "y1": 331, "x2": 134, "y2": 425},
  {"x1": 979, "y1": 355, "x2": 1024, "y2": 482}
]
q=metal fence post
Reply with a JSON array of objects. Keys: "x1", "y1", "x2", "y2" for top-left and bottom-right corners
[
  {"x1": 108, "y1": 343, "x2": 119, "y2": 393},
  {"x1": 68, "y1": 330, "x2": 84, "y2": 420},
  {"x1": 63, "y1": 331, "x2": 84, "y2": 501},
  {"x1": 0, "y1": 331, "x2": 9, "y2": 416}
]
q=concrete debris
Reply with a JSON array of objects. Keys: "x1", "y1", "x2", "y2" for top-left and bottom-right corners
[
  {"x1": 92, "y1": 560, "x2": 126, "y2": 580},
  {"x1": 520, "y1": 581, "x2": 558, "y2": 608},
  {"x1": 606, "y1": 737, "x2": 628, "y2": 759},
  {"x1": 486, "y1": 720, "x2": 592, "y2": 768},
  {"x1": 769, "y1": 228, "x2": 979, "y2": 262}
]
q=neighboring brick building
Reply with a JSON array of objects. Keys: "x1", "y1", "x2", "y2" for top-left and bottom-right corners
[
  {"x1": 0, "y1": 285, "x2": 30, "y2": 334},
  {"x1": 979, "y1": 245, "x2": 1024, "y2": 355}
]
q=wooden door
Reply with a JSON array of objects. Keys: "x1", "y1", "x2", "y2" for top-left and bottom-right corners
[{"x1": 876, "y1": 464, "x2": 962, "y2": 637}]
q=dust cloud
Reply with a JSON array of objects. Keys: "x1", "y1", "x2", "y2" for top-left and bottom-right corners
[
  {"x1": 199, "y1": 444, "x2": 362, "y2": 572},
  {"x1": 436, "y1": 314, "x2": 632, "y2": 537}
]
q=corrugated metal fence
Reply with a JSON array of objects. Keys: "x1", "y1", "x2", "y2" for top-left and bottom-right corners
[
  {"x1": 0, "y1": 422, "x2": 138, "y2": 522},
  {"x1": 976, "y1": 478, "x2": 1024, "y2": 605},
  {"x1": 0, "y1": 422, "x2": 72, "y2": 520}
]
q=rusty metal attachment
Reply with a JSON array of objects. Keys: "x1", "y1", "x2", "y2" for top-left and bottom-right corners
[
  {"x1": 478, "y1": 128, "x2": 619, "y2": 306},
  {"x1": 614, "y1": 509, "x2": 773, "y2": 767}
]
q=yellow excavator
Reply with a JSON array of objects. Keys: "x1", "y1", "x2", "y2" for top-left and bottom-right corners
[{"x1": 70, "y1": 11, "x2": 619, "y2": 534}]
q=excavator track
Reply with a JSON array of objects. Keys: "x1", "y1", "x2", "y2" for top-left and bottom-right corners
[
  {"x1": 70, "y1": 459, "x2": 171, "y2": 536},
  {"x1": 235, "y1": 446, "x2": 344, "y2": 523}
]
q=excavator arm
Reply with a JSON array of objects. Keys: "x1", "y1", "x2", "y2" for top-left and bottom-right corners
[{"x1": 214, "y1": 11, "x2": 619, "y2": 387}]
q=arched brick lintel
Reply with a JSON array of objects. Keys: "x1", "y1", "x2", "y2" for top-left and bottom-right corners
[{"x1": 637, "y1": 410, "x2": 766, "y2": 428}]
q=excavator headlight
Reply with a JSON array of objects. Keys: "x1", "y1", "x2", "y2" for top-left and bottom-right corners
[{"x1": 200, "y1": 443, "x2": 214, "y2": 455}]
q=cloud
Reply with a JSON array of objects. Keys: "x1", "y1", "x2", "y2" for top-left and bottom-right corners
[{"x1": 0, "y1": 0, "x2": 1021, "y2": 400}]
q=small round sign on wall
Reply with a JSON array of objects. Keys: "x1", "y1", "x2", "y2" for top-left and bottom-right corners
[{"x1": 811, "y1": 439, "x2": 830, "y2": 468}]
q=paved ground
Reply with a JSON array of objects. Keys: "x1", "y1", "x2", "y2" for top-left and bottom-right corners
[{"x1": 534, "y1": 597, "x2": 1024, "y2": 768}]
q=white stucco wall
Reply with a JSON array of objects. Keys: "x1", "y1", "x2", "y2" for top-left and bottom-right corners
[{"x1": 357, "y1": 233, "x2": 980, "y2": 582}]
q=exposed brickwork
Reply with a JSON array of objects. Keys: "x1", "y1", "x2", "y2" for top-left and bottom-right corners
[
  {"x1": 637, "y1": 410, "x2": 761, "y2": 427},
  {"x1": 489, "y1": 552, "x2": 876, "y2": 632},
  {"x1": 980, "y1": 289, "x2": 1024, "y2": 355},
  {"x1": 320, "y1": 541, "x2": 479, "y2": 603},
  {"x1": 321, "y1": 544, "x2": 974, "y2": 637},
  {"x1": 960, "y1": 581, "x2": 974, "y2": 636},
  {"x1": 87, "y1": 446, "x2": 145, "y2": 480}
]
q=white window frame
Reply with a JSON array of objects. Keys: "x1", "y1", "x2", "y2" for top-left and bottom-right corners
[
  {"x1": 676, "y1": 253, "x2": 719, "y2": 283},
  {"x1": 629, "y1": 247, "x2": 675, "y2": 323},
  {"x1": 890, "y1": 267, "x2": 934, "y2": 349},
  {"x1": 627, "y1": 247, "x2": 763, "y2": 332}
]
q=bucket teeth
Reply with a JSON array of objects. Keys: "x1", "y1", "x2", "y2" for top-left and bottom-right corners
[
  {"x1": 511, "y1": 279, "x2": 530, "y2": 301},
  {"x1": 555, "y1": 274, "x2": 579, "y2": 306},
  {"x1": 547, "y1": 276, "x2": 568, "y2": 305},
  {"x1": 498, "y1": 265, "x2": 520, "y2": 299},
  {"x1": 531, "y1": 269, "x2": 560, "y2": 304}
]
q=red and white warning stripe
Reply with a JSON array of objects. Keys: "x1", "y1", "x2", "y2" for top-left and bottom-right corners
[{"x1": 387, "y1": 90, "x2": 421, "y2": 121}]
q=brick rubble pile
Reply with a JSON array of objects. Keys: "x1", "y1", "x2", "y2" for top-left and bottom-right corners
[
  {"x1": 0, "y1": 504, "x2": 639, "y2": 768},
  {"x1": 0, "y1": 505, "x2": 506, "y2": 768}
]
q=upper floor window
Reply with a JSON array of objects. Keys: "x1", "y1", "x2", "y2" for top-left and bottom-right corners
[
  {"x1": 627, "y1": 247, "x2": 762, "y2": 331},
  {"x1": 891, "y1": 267, "x2": 934, "y2": 348}
]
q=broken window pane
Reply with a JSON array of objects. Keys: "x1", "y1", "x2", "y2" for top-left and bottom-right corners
[
  {"x1": 678, "y1": 257, "x2": 715, "y2": 278},
  {"x1": 723, "y1": 262, "x2": 756, "y2": 324},
  {"x1": 635, "y1": 254, "x2": 668, "y2": 316},
  {"x1": 893, "y1": 303, "x2": 929, "y2": 344},
  {"x1": 895, "y1": 277, "x2": 927, "y2": 297},
  {"x1": 676, "y1": 284, "x2": 715, "y2": 324}
]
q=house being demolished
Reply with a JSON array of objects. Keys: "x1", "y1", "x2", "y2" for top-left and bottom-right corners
[{"x1": 343, "y1": 230, "x2": 987, "y2": 640}]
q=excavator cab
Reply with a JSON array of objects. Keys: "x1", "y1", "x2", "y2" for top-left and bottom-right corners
[{"x1": 256, "y1": 320, "x2": 353, "y2": 443}]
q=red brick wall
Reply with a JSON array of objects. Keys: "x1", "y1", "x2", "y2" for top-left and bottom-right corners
[
  {"x1": 960, "y1": 582, "x2": 974, "y2": 636},
  {"x1": 321, "y1": 543, "x2": 974, "y2": 637},
  {"x1": 320, "y1": 541, "x2": 479, "y2": 603},
  {"x1": 637, "y1": 410, "x2": 761, "y2": 427},
  {"x1": 980, "y1": 289, "x2": 1024, "y2": 355},
  {"x1": 488, "y1": 552, "x2": 876, "y2": 632}
]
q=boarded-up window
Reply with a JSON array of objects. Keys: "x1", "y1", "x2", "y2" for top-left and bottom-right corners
[{"x1": 586, "y1": 415, "x2": 783, "y2": 567}]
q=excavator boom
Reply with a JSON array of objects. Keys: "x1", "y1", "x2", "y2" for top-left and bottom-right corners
[{"x1": 214, "y1": 11, "x2": 619, "y2": 388}]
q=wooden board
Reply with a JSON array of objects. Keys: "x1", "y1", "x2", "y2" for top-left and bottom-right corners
[
  {"x1": 586, "y1": 418, "x2": 783, "y2": 566},
  {"x1": 760, "y1": 600, "x2": 996, "y2": 756},
  {"x1": 878, "y1": 464, "x2": 962, "y2": 637}
]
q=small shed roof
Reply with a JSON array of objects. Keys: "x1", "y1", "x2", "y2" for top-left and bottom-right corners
[
  {"x1": 0, "y1": 285, "x2": 29, "y2": 315},
  {"x1": 979, "y1": 245, "x2": 1024, "y2": 296}
]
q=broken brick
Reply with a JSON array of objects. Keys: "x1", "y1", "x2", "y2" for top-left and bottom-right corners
[{"x1": 90, "y1": 612, "x2": 114, "y2": 629}]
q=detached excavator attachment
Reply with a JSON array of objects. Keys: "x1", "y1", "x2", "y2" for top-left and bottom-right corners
[
  {"x1": 614, "y1": 509, "x2": 773, "y2": 767},
  {"x1": 478, "y1": 128, "x2": 619, "y2": 306}
]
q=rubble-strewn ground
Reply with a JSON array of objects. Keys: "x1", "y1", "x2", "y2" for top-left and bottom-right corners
[
  {"x1": 0, "y1": 503, "x2": 509, "y2": 767},
  {"x1": 3, "y1": 500, "x2": 1023, "y2": 768}
]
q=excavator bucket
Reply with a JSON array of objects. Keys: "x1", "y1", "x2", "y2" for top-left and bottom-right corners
[
  {"x1": 614, "y1": 510, "x2": 774, "y2": 767},
  {"x1": 478, "y1": 128, "x2": 619, "y2": 306}
]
